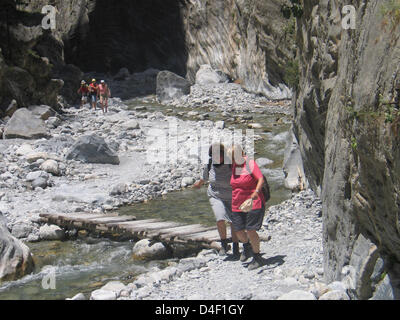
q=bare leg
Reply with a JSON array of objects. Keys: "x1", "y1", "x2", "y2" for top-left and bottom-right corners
[
  {"x1": 230, "y1": 223, "x2": 239, "y2": 243},
  {"x1": 216, "y1": 220, "x2": 227, "y2": 240},
  {"x1": 247, "y1": 230, "x2": 260, "y2": 254},
  {"x1": 235, "y1": 230, "x2": 249, "y2": 243}
]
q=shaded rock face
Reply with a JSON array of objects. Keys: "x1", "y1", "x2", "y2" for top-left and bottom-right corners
[
  {"x1": 66, "y1": 134, "x2": 120, "y2": 165},
  {"x1": 65, "y1": 0, "x2": 188, "y2": 76},
  {"x1": 0, "y1": 217, "x2": 34, "y2": 282},
  {"x1": 0, "y1": 1, "x2": 85, "y2": 109},
  {"x1": 293, "y1": 0, "x2": 400, "y2": 298}
]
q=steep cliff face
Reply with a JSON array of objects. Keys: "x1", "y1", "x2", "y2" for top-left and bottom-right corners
[
  {"x1": 294, "y1": 0, "x2": 400, "y2": 298},
  {"x1": 0, "y1": 0, "x2": 294, "y2": 111},
  {"x1": 182, "y1": 0, "x2": 294, "y2": 99},
  {"x1": 0, "y1": 0, "x2": 88, "y2": 110}
]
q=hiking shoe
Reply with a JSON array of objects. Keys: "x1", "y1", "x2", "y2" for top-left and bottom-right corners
[
  {"x1": 224, "y1": 242, "x2": 240, "y2": 261},
  {"x1": 248, "y1": 253, "x2": 263, "y2": 270},
  {"x1": 232, "y1": 242, "x2": 240, "y2": 259},
  {"x1": 240, "y1": 242, "x2": 253, "y2": 262},
  {"x1": 219, "y1": 239, "x2": 229, "y2": 256}
]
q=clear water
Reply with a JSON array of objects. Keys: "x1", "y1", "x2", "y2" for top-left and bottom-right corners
[
  {"x1": 0, "y1": 97, "x2": 292, "y2": 300},
  {"x1": 0, "y1": 238, "x2": 172, "y2": 300}
]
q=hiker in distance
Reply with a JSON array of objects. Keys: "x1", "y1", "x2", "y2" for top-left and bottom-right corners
[
  {"x1": 77, "y1": 80, "x2": 89, "y2": 108},
  {"x1": 89, "y1": 79, "x2": 99, "y2": 111},
  {"x1": 98, "y1": 80, "x2": 111, "y2": 114},
  {"x1": 193, "y1": 143, "x2": 240, "y2": 258},
  {"x1": 229, "y1": 144, "x2": 267, "y2": 270}
]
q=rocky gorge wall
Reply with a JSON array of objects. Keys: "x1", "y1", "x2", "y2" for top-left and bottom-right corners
[
  {"x1": 293, "y1": 0, "x2": 400, "y2": 298},
  {"x1": 181, "y1": 0, "x2": 295, "y2": 99},
  {"x1": 0, "y1": 0, "x2": 295, "y2": 114}
]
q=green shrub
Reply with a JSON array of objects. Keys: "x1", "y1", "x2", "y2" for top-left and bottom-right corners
[
  {"x1": 281, "y1": 0, "x2": 303, "y2": 19},
  {"x1": 284, "y1": 59, "x2": 300, "y2": 90},
  {"x1": 380, "y1": 0, "x2": 400, "y2": 33}
]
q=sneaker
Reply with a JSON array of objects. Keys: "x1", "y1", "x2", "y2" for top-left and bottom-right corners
[
  {"x1": 248, "y1": 253, "x2": 263, "y2": 270},
  {"x1": 240, "y1": 242, "x2": 253, "y2": 262}
]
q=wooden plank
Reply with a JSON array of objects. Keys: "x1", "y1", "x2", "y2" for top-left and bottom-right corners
[
  {"x1": 45, "y1": 213, "x2": 108, "y2": 222},
  {"x1": 134, "y1": 222, "x2": 188, "y2": 237},
  {"x1": 123, "y1": 221, "x2": 182, "y2": 233},
  {"x1": 108, "y1": 219, "x2": 162, "y2": 230},
  {"x1": 146, "y1": 224, "x2": 206, "y2": 238},
  {"x1": 181, "y1": 229, "x2": 221, "y2": 242},
  {"x1": 157, "y1": 225, "x2": 215, "y2": 239},
  {"x1": 84, "y1": 215, "x2": 136, "y2": 224}
]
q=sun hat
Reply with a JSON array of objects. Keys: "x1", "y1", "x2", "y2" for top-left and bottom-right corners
[
  {"x1": 239, "y1": 198, "x2": 253, "y2": 213},
  {"x1": 81, "y1": 80, "x2": 86, "y2": 84},
  {"x1": 92, "y1": 79, "x2": 96, "y2": 82},
  {"x1": 101, "y1": 80, "x2": 105, "y2": 83}
]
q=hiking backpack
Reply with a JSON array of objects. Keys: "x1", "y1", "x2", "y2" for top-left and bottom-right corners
[{"x1": 245, "y1": 160, "x2": 271, "y2": 202}]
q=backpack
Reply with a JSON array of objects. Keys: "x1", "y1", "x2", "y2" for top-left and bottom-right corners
[{"x1": 245, "y1": 160, "x2": 271, "y2": 203}]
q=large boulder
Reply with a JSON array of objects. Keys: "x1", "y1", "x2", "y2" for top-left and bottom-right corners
[
  {"x1": 66, "y1": 134, "x2": 120, "y2": 165},
  {"x1": 0, "y1": 217, "x2": 34, "y2": 282},
  {"x1": 39, "y1": 224, "x2": 65, "y2": 241},
  {"x1": 3, "y1": 108, "x2": 49, "y2": 139},
  {"x1": 156, "y1": 71, "x2": 191, "y2": 103},
  {"x1": 132, "y1": 239, "x2": 168, "y2": 260},
  {"x1": 28, "y1": 105, "x2": 56, "y2": 121},
  {"x1": 195, "y1": 64, "x2": 229, "y2": 86}
]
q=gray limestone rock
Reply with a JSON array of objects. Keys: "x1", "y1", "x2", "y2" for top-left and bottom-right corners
[
  {"x1": 65, "y1": 134, "x2": 120, "y2": 165},
  {"x1": 132, "y1": 239, "x2": 168, "y2": 260},
  {"x1": 156, "y1": 71, "x2": 191, "y2": 104},
  {"x1": 39, "y1": 224, "x2": 65, "y2": 241},
  {"x1": 3, "y1": 108, "x2": 49, "y2": 140},
  {"x1": 0, "y1": 218, "x2": 34, "y2": 281}
]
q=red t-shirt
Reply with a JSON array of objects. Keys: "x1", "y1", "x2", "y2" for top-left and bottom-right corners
[
  {"x1": 231, "y1": 157, "x2": 265, "y2": 212},
  {"x1": 78, "y1": 85, "x2": 89, "y2": 94},
  {"x1": 89, "y1": 83, "x2": 98, "y2": 93}
]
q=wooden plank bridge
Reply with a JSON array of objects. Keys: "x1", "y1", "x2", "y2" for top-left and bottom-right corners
[{"x1": 39, "y1": 212, "x2": 229, "y2": 249}]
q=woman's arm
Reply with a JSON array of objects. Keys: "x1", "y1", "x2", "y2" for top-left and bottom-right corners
[
  {"x1": 251, "y1": 177, "x2": 264, "y2": 200},
  {"x1": 192, "y1": 179, "x2": 205, "y2": 189}
]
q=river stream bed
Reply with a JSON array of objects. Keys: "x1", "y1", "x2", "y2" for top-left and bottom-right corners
[{"x1": 0, "y1": 97, "x2": 292, "y2": 300}]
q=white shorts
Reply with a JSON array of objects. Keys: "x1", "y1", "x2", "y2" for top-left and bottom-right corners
[{"x1": 209, "y1": 197, "x2": 232, "y2": 223}]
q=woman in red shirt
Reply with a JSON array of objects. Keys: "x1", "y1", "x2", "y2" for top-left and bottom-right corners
[
  {"x1": 229, "y1": 144, "x2": 266, "y2": 270},
  {"x1": 77, "y1": 80, "x2": 89, "y2": 108}
]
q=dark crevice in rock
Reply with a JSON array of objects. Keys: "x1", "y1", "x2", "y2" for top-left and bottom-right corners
[{"x1": 64, "y1": 0, "x2": 188, "y2": 76}]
